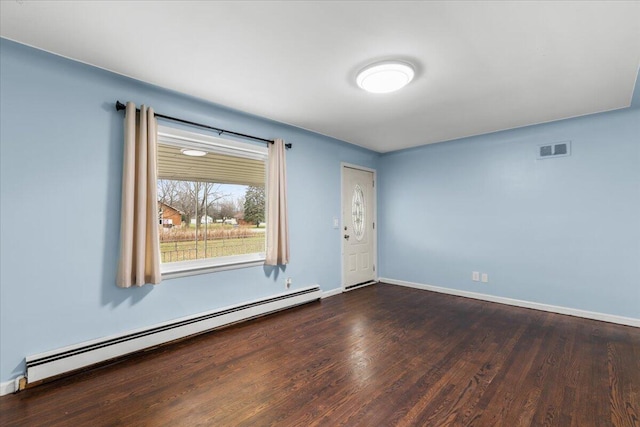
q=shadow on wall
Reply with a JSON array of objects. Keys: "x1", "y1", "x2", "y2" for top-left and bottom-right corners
[{"x1": 263, "y1": 264, "x2": 286, "y2": 281}]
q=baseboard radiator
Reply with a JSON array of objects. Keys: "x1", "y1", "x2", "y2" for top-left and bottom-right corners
[{"x1": 25, "y1": 285, "x2": 322, "y2": 384}]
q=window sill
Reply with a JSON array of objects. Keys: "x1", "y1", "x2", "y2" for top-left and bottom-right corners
[{"x1": 161, "y1": 253, "x2": 266, "y2": 280}]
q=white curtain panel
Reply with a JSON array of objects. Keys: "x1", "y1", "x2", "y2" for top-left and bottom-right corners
[
  {"x1": 265, "y1": 139, "x2": 290, "y2": 265},
  {"x1": 116, "y1": 102, "x2": 161, "y2": 287}
]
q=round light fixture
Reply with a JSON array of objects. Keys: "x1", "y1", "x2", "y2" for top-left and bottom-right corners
[
  {"x1": 181, "y1": 148, "x2": 207, "y2": 157},
  {"x1": 356, "y1": 61, "x2": 415, "y2": 94}
]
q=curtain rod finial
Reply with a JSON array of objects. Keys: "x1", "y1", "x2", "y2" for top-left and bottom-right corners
[{"x1": 115, "y1": 101, "x2": 126, "y2": 112}]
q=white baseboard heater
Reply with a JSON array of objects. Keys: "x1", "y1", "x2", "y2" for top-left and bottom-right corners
[{"x1": 26, "y1": 285, "x2": 321, "y2": 384}]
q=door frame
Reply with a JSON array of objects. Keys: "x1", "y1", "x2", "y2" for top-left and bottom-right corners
[{"x1": 341, "y1": 162, "x2": 378, "y2": 292}]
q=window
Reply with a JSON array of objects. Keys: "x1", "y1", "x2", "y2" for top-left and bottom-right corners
[{"x1": 156, "y1": 126, "x2": 267, "y2": 278}]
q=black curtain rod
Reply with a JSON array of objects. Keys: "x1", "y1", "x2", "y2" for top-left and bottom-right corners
[{"x1": 115, "y1": 101, "x2": 291, "y2": 149}]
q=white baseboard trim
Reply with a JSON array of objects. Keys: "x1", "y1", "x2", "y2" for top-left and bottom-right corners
[
  {"x1": 380, "y1": 278, "x2": 640, "y2": 328},
  {"x1": 1, "y1": 379, "x2": 16, "y2": 396},
  {"x1": 322, "y1": 288, "x2": 343, "y2": 299}
]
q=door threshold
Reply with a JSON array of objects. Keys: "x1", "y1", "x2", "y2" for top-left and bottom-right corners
[{"x1": 344, "y1": 280, "x2": 377, "y2": 292}]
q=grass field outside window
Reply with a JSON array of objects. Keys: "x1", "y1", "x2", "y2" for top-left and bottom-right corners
[{"x1": 159, "y1": 224, "x2": 265, "y2": 262}]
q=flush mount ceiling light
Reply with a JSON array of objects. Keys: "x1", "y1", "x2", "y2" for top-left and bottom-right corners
[
  {"x1": 356, "y1": 61, "x2": 415, "y2": 94},
  {"x1": 181, "y1": 148, "x2": 207, "y2": 157}
]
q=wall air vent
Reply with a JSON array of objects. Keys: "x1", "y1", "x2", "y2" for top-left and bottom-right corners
[{"x1": 537, "y1": 141, "x2": 571, "y2": 159}]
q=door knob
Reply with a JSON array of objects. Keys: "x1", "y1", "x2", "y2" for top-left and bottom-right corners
[{"x1": 344, "y1": 234, "x2": 350, "y2": 240}]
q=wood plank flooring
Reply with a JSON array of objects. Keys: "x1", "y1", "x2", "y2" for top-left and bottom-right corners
[{"x1": 1, "y1": 283, "x2": 639, "y2": 426}]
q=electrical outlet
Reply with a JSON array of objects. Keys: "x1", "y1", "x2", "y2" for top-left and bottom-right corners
[
  {"x1": 481, "y1": 273, "x2": 488, "y2": 283},
  {"x1": 285, "y1": 278, "x2": 292, "y2": 288},
  {"x1": 472, "y1": 271, "x2": 480, "y2": 281}
]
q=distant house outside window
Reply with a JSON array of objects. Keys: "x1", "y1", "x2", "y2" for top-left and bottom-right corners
[
  {"x1": 158, "y1": 202, "x2": 183, "y2": 228},
  {"x1": 156, "y1": 126, "x2": 267, "y2": 278}
]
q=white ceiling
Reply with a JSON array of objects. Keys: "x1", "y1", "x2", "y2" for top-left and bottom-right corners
[{"x1": 1, "y1": 1, "x2": 639, "y2": 153}]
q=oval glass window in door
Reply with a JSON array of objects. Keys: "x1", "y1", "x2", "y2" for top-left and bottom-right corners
[{"x1": 352, "y1": 184, "x2": 365, "y2": 241}]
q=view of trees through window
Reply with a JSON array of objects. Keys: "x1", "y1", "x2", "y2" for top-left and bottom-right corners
[{"x1": 157, "y1": 179, "x2": 265, "y2": 263}]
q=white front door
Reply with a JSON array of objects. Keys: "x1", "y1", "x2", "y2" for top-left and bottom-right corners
[{"x1": 342, "y1": 166, "x2": 376, "y2": 289}]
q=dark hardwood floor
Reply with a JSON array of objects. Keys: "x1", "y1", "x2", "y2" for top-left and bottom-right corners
[{"x1": 1, "y1": 283, "x2": 639, "y2": 426}]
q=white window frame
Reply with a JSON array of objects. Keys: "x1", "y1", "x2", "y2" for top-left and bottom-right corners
[{"x1": 156, "y1": 125, "x2": 268, "y2": 279}]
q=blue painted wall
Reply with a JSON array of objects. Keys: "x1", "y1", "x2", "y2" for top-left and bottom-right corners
[
  {"x1": 1, "y1": 37, "x2": 638, "y2": 385},
  {"x1": 379, "y1": 105, "x2": 640, "y2": 319},
  {"x1": 0, "y1": 39, "x2": 378, "y2": 383}
]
